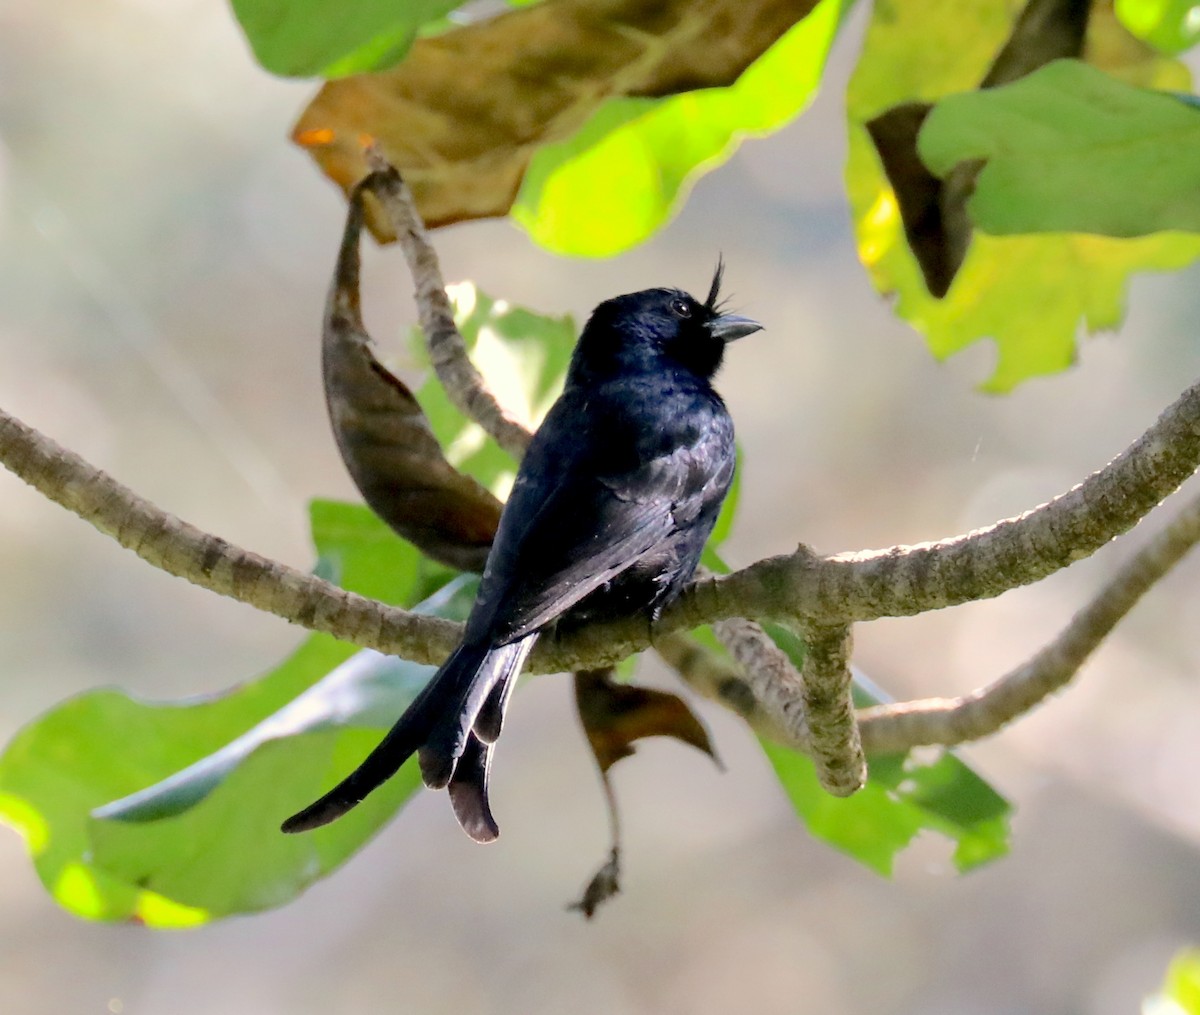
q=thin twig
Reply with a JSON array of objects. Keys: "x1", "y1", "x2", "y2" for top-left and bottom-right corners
[
  {"x1": 710, "y1": 621, "x2": 810, "y2": 749},
  {"x1": 858, "y1": 484, "x2": 1200, "y2": 753},
  {"x1": 361, "y1": 150, "x2": 533, "y2": 460},
  {"x1": 653, "y1": 630, "x2": 808, "y2": 750}
]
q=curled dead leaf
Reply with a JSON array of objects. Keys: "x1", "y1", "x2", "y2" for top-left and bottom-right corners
[
  {"x1": 323, "y1": 174, "x2": 502, "y2": 571},
  {"x1": 569, "y1": 847, "x2": 621, "y2": 920},
  {"x1": 573, "y1": 668, "x2": 719, "y2": 774}
]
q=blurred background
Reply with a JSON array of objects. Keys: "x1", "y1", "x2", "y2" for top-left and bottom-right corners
[{"x1": 3, "y1": 1, "x2": 1200, "y2": 1012}]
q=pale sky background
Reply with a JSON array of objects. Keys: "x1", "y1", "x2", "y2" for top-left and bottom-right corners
[{"x1": 3, "y1": 2, "x2": 1200, "y2": 1013}]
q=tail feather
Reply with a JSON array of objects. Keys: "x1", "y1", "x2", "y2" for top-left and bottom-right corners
[
  {"x1": 280, "y1": 639, "x2": 490, "y2": 833},
  {"x1": 281, "y1": 634, "x2": 535, "y2": 836},
  {"x1": 474, "y1": 659, "x2": 521, "y2": 744},
  {"x1": 447, "y1": 733, "x2": 498, "y2": 843},
  {"x1": 445, "y1": 659, "x2": 525, "y2": 841},
  {"x1": 445, "y1": 652, "x2": 526, "y2": 842},
  {"x1": 418, "y1": 634, "x2": 534, "y2": 788}
]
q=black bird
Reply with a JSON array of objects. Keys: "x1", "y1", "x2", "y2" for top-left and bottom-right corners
[{"x1": 282, "y1": 266, "x2": 759, "y2": 841}]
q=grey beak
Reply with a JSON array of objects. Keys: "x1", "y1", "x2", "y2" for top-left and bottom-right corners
[{"x1": 708, "y1": 313, "x2": 762, "y2": 343}]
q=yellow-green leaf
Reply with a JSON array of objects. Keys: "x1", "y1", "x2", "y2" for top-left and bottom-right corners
[
  {"x1": 512, "y1": 0, "x2": 849, "y2": 256},
  {"x1": 846, "y1": 0, "x2": 1200, "y2": 389}
]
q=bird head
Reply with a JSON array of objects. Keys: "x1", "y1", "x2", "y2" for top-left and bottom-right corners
[{"x1": 573, "y1": 261, "x2": 762, "y2": 382}]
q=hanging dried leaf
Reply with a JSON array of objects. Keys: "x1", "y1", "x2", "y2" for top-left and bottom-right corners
[
  {"x1": 568, "y1": 668, "x2": 719, "y2": 918},
  {"x1": 573, "y1": 668, "x2": 719, "y2": 774},
  {"x1": 324, "y1": 174, "x2": 502, "y2": 571},
  {"x1": 293, "y1": 0, "x2": 821, "y2": 239}
]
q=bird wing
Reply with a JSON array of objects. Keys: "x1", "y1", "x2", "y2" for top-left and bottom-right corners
[
  {"x1": 467, "y1": 398, "x2": 727, "y2": 644},
  {"x1": 471, "y1": 461, "x2": 676, "y2": 642}
]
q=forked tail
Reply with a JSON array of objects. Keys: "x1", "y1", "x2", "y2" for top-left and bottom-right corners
[{"x1": 281, "y1": 633, "x2": 536, "y2": 841}]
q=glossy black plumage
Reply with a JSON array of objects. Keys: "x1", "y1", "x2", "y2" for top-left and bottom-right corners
[{"x1": 282, "y1": 268, "x2": 759, "y2": 841}]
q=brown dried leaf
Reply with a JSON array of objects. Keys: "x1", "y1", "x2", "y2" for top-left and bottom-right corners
[
  {"x1": 293, "y1": 0, "x2": 820, "y2": 239},
  {"x1": 573, "y1": 668, "x2": 719, "y2": 774},
  {"x1": 324, "y1": 174, "x2": 502, "y2": 571},
  {"x1": 568, "y1": 669, "x2": 719, "y2": 918}
]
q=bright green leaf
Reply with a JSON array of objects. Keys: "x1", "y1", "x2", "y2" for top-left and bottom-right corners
[
  {"x1": 229, "y1": 0, "x2": 458, "y2": 77},
  {"x1": 414, "y1": 282, "x2": 575, "y2": 497},
  {"x1": 88, "y1": 729, "x2": 423, "y2": 916},
  {"x1": 846, "y1": 0, "x2": 1200, "y2": 389},
  {"x1": 309, "y1": 498, "x2": 454, "y2": 604},
  {"x1": 1146, "y1": 948, "x2": 1200, "y2": 1014},
  {"x1": 511, "y1": 0, "x2": 850, "y2": 257},
  {"x1": 0, "y1": 633, "x2": 362, "y2": 921},
  {"x1": 920, "y1": 61, "x2": 1200, "y2": 236},
  {"x1": 757, "y1": 622, "x2": 1011, "y2": 873},
  {"x1": 764, "y1": 742, "x2": 1010, "y2": 875},
  {"x1": 0, "y1": 499, "x2": 473, "y2": 921},
  {"x1": 1117, "y1": 0, "x2": 1200, "y2": 55},
  {"x1": 92, "y1": 589, "x2": 473, "y2": 826},
  {"x1": 763, "y1": 742, "x2": 923, "y2": 875}
]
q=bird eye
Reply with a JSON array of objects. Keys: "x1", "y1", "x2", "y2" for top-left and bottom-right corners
[{"x1": 670, "y1": 298, "x2": 692, "y2": 319}]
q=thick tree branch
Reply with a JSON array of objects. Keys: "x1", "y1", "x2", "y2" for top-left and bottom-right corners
[
  {"x1": 0, "y1": 396, "x2": 746, "y2": 682},
  {"x1": 0, "y1": 401, "x2": 758, "y2": 679},
  {"x1": 0, "y1": 406, "x2": 462, "y2": 664},
  {"x1": 8, "y1": 367, "x2": 1200, "y2": 737},
  {"x1": 669, "y1": 375, "x2": 1200, "y2": 629},
  {"x1": 857, "y1": 483, "x2": 1200, "y2": 753}
]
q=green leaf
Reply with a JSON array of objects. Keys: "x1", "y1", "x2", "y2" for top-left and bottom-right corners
[
  {"x1": 762, "y1": 743, "x2": 922, "y2": 875},
  {"x1": 309, "y1": 498, "x2": 454, "y2": 604},
  {"x1": 1117, "y1": 0, "x2": 1200, "y2": 55},
  {"x1": 229, "y1": 0, "x2": 458, "y2": 78},
  {"x1": 0, "y1": 634, "x2": 356, "y2": 923},
  {"x1": 846, "y1": 0, "x2": 1200, "y2": 390},
  {"x1": 762, "y1": 741, "x2": 1010, "y2": 875},
  {"x1": 413, "y1": 282, "x2": 576, "y2": 496},
  {"x1": 511, "y1": 0, "x2": 850, "y2": 257},
  {"x1": 93, "y1": 582, "x2": 476, "y2": 825},
  {"x1": 758, "y1": 621, "x2": 1011, "y2": 874},
  {"x1": 920, "y1": 61, "x2": 1200, "y2": 236},
  {"x1": 88, "y1": 729, "x2": 423, "y2": 916},
  {"x1": 0, "y1": 499, "x2": 475, "y2": 921},
  {"x1": 1146, "y1": 948, "x2": 1200, "y2": 1014}
]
